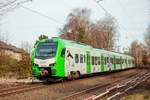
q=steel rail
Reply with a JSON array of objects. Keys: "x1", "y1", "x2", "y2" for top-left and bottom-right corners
[{"x1": 61, "y1": 70, "x2": 142, "y2": 100}]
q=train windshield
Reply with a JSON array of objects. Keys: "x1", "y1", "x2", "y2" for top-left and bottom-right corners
[{"x1": 35, "y1": 42, "x2": 57, "y2": 59}]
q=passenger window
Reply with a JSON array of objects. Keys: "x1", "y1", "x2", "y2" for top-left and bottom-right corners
[
  {"x1": 61, "y1": 48, "x2": 66, "y2": 57},
  {"x1": 84, "y1": 55, "x2": 86, "y2": 63},
  {"x1": 132, "y1": 60, "x2": 134, "y2": 64},
  {"x1": 110, "y1": 58, "x2": 112, "y2": 63},
  {"x1": 105, "y1": 57, "x2": 107, "y2": 64},
  {"x1": 95, "y1": 57, "x2": 97, "y2": 65},
  {"x1": 92, "y1": 56, "x2": 94, "y2": 65},
  {"x1": 116, "y1": 59, "x2": 119, "y2": 64},
  {"x1": 98, "y1": 57, "x2": 100, "y2": 65},
  {"x1": 118, "y1": 59, "x2": 120, "y2": 64},
  {"x1": 75, "y1": 54, "x2": 79, "y2": 63},
  {"x1": 107, "y1": 57, "x2": 109, "y2": 63},
  {"x1": 80, "y1": 54, "x2": 83, "y2": 63}
]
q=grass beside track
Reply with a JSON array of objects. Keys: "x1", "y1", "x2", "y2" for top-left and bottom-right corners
[
  {"x1": 0, "y1": 55, "x2": 32, "y2": 79},
  {"x1": 121, "y1": 77, "x2": 150, "y2": 100}
]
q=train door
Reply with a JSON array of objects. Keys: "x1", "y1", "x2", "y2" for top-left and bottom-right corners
[
  {"x1": 104, "y1": 54, "x2": 112, "y2": 72},
  {"x1": 109, "y1": 55, "x2": 114, "y2": 71},
  {"x1": 114, "y1": 56, "x2": 116, "y2": 70},
  {"x1": 90, "y1": 51, "x2": 100, "y2": 73},
  {"x1": 65, "y1": 48, "x2": 75, "y2": 76},
  {"x1": 125, "y1": 58, "x2": 127, "y2": 68},
  {"x1": 74, "y1": 48, "x2": 86, "y2": 75},
  {"x1": 86, "y1": 51, "x2": 91, "y2": 74},
  {"x1": 91, "y1": 54, "x2": 95, "y2": 73},
  {"x1": 106, "y1": 56, "x2": 113, "y2": 71},
  {"x1": 122, "y1": 58, "x2": 126, "y2": 69},
  {"x1": 91, "y1": 56, "x2": 94, "y2": 73},
  {"x1": 127, "y1": 58, "x2": 129, "y2": 68},
  {"x1": 79, "y1": 53, "x2": 86, "y2": 75},
  {"x1": 101, "y1": 54, "x2": 104, "y2": 72},
  {"x1": 115, "y1": 56, "x2": 120, "y2": 70},
  {"x1": 120, "y1": 57, "x2": 122, "y2": 70},
  {"x1": 95, "y1": 56, "x2": 100, "y2": 73},
  {"x1": 103, "y1": 56, "x2": 107, "y2": 71}
]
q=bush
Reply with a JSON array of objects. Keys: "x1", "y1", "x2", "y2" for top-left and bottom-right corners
[{"x1": 0, "y1": 55, "x2": 32, "y2": 78}]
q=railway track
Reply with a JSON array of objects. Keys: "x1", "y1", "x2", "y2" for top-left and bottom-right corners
[
  {"x1": 61, "y1": 70, "x2": 149, "y2": 100},
  {"x1": 0, "y1": 68, "x2": 146, "y2": 99},
  {"x1": 98, "y1": 71, "x2": 150, "y2": 100},
  {"x1": 0, "y1": 83, "x2": 46, "y2": 97}
]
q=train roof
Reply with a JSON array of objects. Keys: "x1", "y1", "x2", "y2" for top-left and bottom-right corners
[{"x1": 38, "y1": 37, "x2": 134, "y2": 59}]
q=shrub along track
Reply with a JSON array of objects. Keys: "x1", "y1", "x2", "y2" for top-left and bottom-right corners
[{"x1": 0, "y1": 68, "x2": 147, "y2": 100}]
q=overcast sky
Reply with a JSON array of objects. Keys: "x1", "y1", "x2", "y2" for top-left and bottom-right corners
[{"x1": 1, "y1": 0, "x2": 149, "y2": 52}]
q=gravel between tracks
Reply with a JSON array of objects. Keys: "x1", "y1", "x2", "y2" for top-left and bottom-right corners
[{"x1": 0, "y1": 69, "x2": 145, "y2": 100}]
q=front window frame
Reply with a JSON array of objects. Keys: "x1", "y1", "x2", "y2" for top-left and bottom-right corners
[{"x1": 35, "y1": 42, "x2": 57, "y2": 59}]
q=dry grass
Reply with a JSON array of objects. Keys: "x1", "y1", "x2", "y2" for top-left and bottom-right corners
[
  {"x1": 121, "y1": 79, "x2": 150, "y2": 100},
  {"x1": 121, "y1": 91, "x2": 150, "y2": 100},
  {"x1": 0, "y1": 55, "x2": 32, "y2": 79}
]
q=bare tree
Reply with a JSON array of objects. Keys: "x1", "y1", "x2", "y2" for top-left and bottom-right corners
[
  {"x1": 0, "y1": 32, "x2": 11, "y2": 43},
  {"x1": 60, "y1": 8, "x2": 117, "y2": 50},
  {"x1": 0, "y1": 0, "x2": 32, "y2": 43},
  {"x1": 20, "y1": 41, "x2": 32, "y2": 54},
  {"x1": 60, "y1": 8, "x2": 91, "y2": 44},
  {"x1": 144, "y1": 24, "x2": 150, "y2": 54},
  {"x1": 129, "y1": 40, "x2": 148, "y2": 65},
  {"x1": 89, "y1": 15, "x2": 117, "y2": 50}
]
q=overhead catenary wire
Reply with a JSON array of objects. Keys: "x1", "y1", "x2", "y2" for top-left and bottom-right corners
[
  {"x1": 20, "y1": 5, "x2": 63, "y2": 25},
  {"x1": 93, "y1": 0, "x2": 133, "y2": 51},
  {"x1": 0, "y1": 0, "x2": 32, "y2": 16},
  {"x1": 93, "y1": 0, "x2": 139, "y2": 38},
  {"x1": 93, "y1": 0, "x2": 128, "y2": 32},
  {"x1": 93, "y1": 0, "x2": 112, "y2": 16}
]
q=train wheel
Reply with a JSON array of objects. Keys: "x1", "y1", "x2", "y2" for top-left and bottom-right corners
[
  {"x1": 67, "y1": 73, "x2": 73, "y2": 80},
  {"x1": 77, "y1": 71, "x2": 81, "y2": 78},
  {"x1": 109, "y1": 68, "x2": 111, "y2": 72},
  {"x1": 67, "y1": 71, "x2": 81, "y2": 80}
]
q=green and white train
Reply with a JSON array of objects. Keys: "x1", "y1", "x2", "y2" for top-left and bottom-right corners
[{"x1": 32, "y1": 37, "x2": 135, "y2": 80}]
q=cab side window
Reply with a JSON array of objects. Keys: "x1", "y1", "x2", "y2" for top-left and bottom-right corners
[{"x1": 61, "y1": 48, "x2": 66, "y2": 57}]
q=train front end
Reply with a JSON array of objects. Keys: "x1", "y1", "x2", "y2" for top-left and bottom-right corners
[{"x1": 31, "y1": 38, "x2": 65, "y2": 80}]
